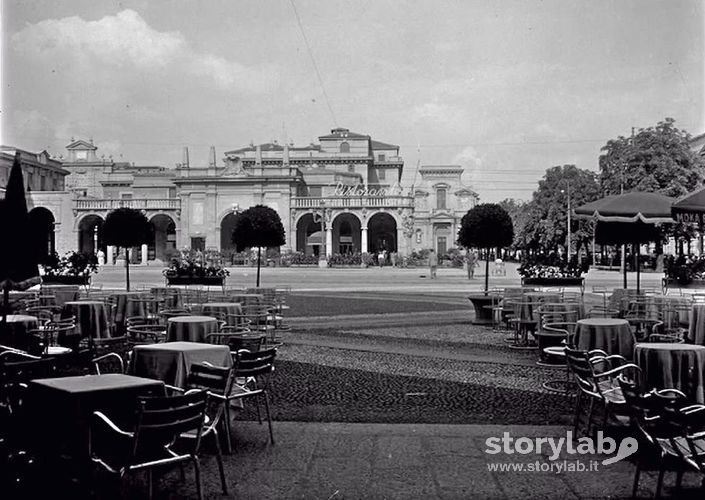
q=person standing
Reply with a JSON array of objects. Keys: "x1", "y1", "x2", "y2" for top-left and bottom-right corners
[
  {"x1": 466, "y1": 250, "x2": 477, "y2": 279},
  {"x1": 429, "y1": 249, "x2": 438, "y2": 279}
]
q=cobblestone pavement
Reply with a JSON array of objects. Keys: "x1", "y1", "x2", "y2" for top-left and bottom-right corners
[{"x1": 260, "y1": 319, "x2": 576, "y2": 424}]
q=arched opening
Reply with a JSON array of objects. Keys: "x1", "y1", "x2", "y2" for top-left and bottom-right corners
[
  {"x1": 332, "y1": 213, "x2": 361, "y2": 254},
  {"x1": 368, "y1": 212, "x2": 397, "y2": 254},
  {"x1": 28, "y1": 207, "x2": 55, "y2": 263},
  {"x1": 340, "y1": 141, "x2": 350, "y2": 153},
  {"x1": 78, "y1": 214, "x2": 105, "y2": 256},
  {"x1": 220, "y1": 212, "x2": 240, "y2": 253},
  {"x1": 296, "y1": 213, "x2": 322, "y2": 257},
  {"x1": 150, "y1": 214, "x2": 176, "y2": 262}
]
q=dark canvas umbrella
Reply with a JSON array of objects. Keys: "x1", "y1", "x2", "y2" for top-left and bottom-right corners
[
  {"x1": 574, "y1": 192, "x2": 675, "y2": 292},
  {"x1": 672, "y1": 187, "x2": 705, "y2": 225},
  {"x1": 0, "y1": 154, "x2": 41, "y2": 324}
]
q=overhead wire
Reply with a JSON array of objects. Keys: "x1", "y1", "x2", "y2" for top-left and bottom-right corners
[{"x1": 288, "y1": 0, "x2": 338, "y2": 127}]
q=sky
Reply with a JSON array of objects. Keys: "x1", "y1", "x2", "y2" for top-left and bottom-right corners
[{"x1": 2, "y1": 0, "x2": 703, "y2": 202}]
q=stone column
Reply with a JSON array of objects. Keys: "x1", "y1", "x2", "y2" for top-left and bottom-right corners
[
  {"x1": 141, "y1": 244, "x2": 148, "y2": 265},
  {"x1": 326, "y1": 228, "x2": 333, "y2": 257},
  {"x1": 106, "y1": 245, "x2": 114, "y2": 265},
  {"x1": 361, "y1": 227, "x2": 368, "y2": 254}
]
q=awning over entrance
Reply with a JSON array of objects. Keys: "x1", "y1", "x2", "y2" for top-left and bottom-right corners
[{"x1": 306, "y1": 231, "x2": 323, "y2": 246}]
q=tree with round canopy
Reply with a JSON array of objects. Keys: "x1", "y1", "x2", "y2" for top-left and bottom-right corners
[
  {"x1": 102, "y1": 207, "x2": 152, "y2": 291},
  {"x1": 231, "y1": 205, "x2": 286, "y2": 287},
  {"x1": 457, "y1": 203, "x2": 514, "y2": 293}
]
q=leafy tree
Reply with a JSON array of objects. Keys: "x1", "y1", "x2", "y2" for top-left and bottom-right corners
[
  {"x1": 599, "y1": 118, "x2": 705, "y2": 197},
  {"x1": 518, "y1": 165, "x2": 600, "y2": 256},
  {"x1": 103, "y1": 208, "x2": 151, "y2": 291},
  {"x1": 457, "y1": 203, "x2": 513, "y2": 292},
  {"x1": 498, "y1": 198, "x2": 532, "y2": 253},
  {"x1": 599, "y1": 118, "x2": 705, "y2": 250},
  {"x1": 231, "y1": 205, "x2": 286, "y2": 286}
]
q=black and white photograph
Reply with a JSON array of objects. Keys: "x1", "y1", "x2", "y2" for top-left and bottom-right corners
[{"x1": 1, "y1": 1, "x2": 704, "y2": 498}]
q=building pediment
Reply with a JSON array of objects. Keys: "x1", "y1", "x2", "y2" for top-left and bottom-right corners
[
  {"x1": 66, "y1": 139, "x2": 97, "y2": 150},
  {"x1": 455, "y1": 188, "x2": 479, "y2": 197}
]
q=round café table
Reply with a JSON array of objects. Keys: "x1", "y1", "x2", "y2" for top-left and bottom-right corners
[
  {"x1": 3, "y1": 314, "x2": 39, "y2": 337},
  {"x1": 201, "y1": 302, "x2": 243, "y2": 326},
  {"x1": 150, "y1": 287, "x2": 181, "y2": 309},
  {"x1": 635, "y1": 343, "x2": 705, "y2": 404},
  {"x1": 524, "y1": 292, "x2": 561, "y2": 322},
  {"x1": 167, "y1": 315, "x2": 219, "y2": 343},
  {"x1": 540, "y1": 302, "x2": 583, "y2": 322},
  {"x1": 40, "y1": 285, "x2": 80, "y2": 306},
  {"x1": 689, "y1": 304, "x2": 705, "y2": 345},
  {"x1": 0, "y1": 314, "x2": 40, "y2": 351},
  {"x1": 63, "y1": 300, "x2": 111, "y2": 340},
  {"x1": 109, "y1": 292, "x2": 150, "y2": 325},
  {"x1": 573, "y1": 318, "x2": 635, "y2": 358},
  {"x1": 230, "y1": 294, "x2": 263, "y2": 307}
]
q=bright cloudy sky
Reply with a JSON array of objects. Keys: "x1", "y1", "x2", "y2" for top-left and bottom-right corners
[{"x1": 2, "y1": 0, "x2": 703, "y2": 201}]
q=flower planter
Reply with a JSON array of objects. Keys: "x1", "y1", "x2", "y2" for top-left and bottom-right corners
[
  {"x1": 165, "y1": 276, "x2": 225, "y2": 287},
  {"x1": 662, "y1": 278, "x2": 705, "y2": 293},
  {"x1": 521, "y1": 277, "x2": 584, "y2": 294},
  {"x1": 467, "y1": 293, "x2": 499, "y2": 325},
  {"x1": 41, "y1": 275, "x2": 91, "y2": 286}
]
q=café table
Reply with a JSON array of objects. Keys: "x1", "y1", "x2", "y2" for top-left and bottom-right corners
[
  {"x1": 635, "y1": 343, "x2": 705, "y2": 404},
  {"x1": 201, "y1": 302, "x2": 243, "y2": 326},
  {"x1": 63, "y1": 300, "x2": 111, "y2": 340},
  {"x1": 230, "y1": 293, "x2": 263, "y2": 307},
  {"x1": 127, "y1": 296, "x2": 165, "y2": 321},
  {"x1": 27, "y1": 374, "x2": 165, "y2": 464},
  {"x1": 109, "y1": 291, "x2": 149, "y2": 325},
  {"x1": 0, "y1": 314, "x2": 40, "y2": 350},
  {"x1": 689, "y1": 304, "x2": 705, "y2": 345},
  {"x1": 573, "y1": 318, "x2": 635, "y2": 358},
  {"x1": 523, "y1": 292, "x2": 561, "y2": 322},
  {"x1": 129, "y1": 341, "x2": 232, "y2": 388},
  {"x1": 40, "y1": 284, "x2": 80, "y2": 306},
  {"x1": 167, "y1": 315, "x2": 219, "y2": 342},
  {"x1": 540, "y1": 302, "x2": 583, "y2": 322},
  {"x1": 151, "y1": 287, "x2": 181, "y2": 308},
  {"x1": 608, "y1": 288, "x2": 643, "y2": 317}
]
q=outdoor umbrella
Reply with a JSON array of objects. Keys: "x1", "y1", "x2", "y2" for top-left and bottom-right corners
[
  {"x1": 0, "y1": 154, "x2": 41, "y2": 326},
  {"x1": 672, "y1": 186, "x2": 705, "y2": 225},
  {"x1": 574, "y1": 192, "x2": 675, "y2": 292}
]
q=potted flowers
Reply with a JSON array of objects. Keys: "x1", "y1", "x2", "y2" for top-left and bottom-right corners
[
  {"x1": 41, "y1": 251, "x2": 98, "y2": 285},
  {"x1": 162, "y1": 250, "x2": 229, "y2": 288},
  {"x1": 518, "y1": 256, "x2": 587, "y2": 292}
]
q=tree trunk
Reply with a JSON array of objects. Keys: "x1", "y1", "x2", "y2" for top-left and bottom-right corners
[
  {"x1": 484, "y1": 256, "x2": 490, "y2": 293},
  {"x1": 125, "y1": 247, "x2": 130, "y2": 291},
  {"x1": 256, "y1": 247, "x2": 262, "y2": 287}
]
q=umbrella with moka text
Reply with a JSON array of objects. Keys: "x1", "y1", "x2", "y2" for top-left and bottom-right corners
[
  {"x1": 574, "y1": 192, "x2": 675, "y2": 292},
  {"x1": 0, "y1": 154, "x2": 41, "y2": 329},
  {"x1": 672, "y1": 186, "x2": 705, "y2": 225}
]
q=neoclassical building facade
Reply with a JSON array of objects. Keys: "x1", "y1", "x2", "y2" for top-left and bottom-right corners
[{"x1": 8, "y1": 128, "x2": 479, "y2": 264}]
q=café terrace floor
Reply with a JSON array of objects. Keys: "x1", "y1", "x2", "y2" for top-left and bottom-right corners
[
  {"x1": 150, "y1": 313, "x2": 704, "y2": 500},
  {"x1": 28, "y1": 266, "x2": 705, "y2": 498}
]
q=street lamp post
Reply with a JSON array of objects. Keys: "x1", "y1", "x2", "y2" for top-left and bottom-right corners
[{"x1": 561, "y1": 183, "x2": 572, "y2": 260}]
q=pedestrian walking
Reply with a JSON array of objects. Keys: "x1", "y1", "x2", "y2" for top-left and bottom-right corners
[{"x1": 428, "y1": 249, "x2": 438, "y2": 279}]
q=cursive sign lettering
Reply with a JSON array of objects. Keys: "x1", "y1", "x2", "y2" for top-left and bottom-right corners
[{"x1": 332, "y1": 182, "x2": 388, "y2": 197}]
